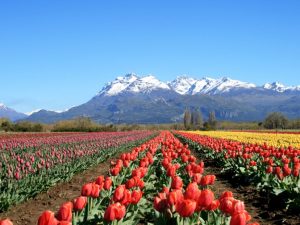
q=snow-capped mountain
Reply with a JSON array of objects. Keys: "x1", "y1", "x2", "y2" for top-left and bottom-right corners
[
  {"x1": 263, "y1": 82, "x2": 300, "y2": 92},
  {"x1": 25, "y1": 109, "x2": 43, "y2": 116},
  {"x1": 168, "y1": 76, "x2": 197, "y2": 95},
  {"x1": 98, "y1": 74, "x2": 170, "y2": 96},
  {"x1": 24, "y1": 73, "x2": 300, "y2": 124},
  {"x1": 187, "y1": 77, "x2": 256, "y2": 95},
  {"x1": 0, "y1": 103, "x2": 27, "y2": 121},
  {"x1": 98, "y1": 74, "x2": 299, "y2": 96}
]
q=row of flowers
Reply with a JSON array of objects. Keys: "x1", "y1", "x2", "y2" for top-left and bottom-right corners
[
  {"x1": 176, "y1": 131, "x2": 300, "y2": 210},
  {"x1": 230, "y1": 130, "x2": 300, "y2": 135},
  {"x1": 0, "y1": 131, "x2": 259, "y2": 224},
  {"x1": 0, "y1": 131, "x2": 155, "y2": 212},
  {"x1": 186, "y1": 130, "x2": 300, "y2": 148}
]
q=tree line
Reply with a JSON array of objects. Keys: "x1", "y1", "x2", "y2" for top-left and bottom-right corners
[
  {"x1": 183, "y1": 108, "x2": 217, "y2": 130},
  {"x1": 183, "y1": 109, "x2": 300, "y2": 131},
  {"x1": 0, "y1": 111, "x2": 299, "y2": 132}
]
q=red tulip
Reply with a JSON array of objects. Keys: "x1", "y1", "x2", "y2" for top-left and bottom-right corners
[
  {"x1": 56, "y1": 202, "x2": 73, "y2": 222},
  {"x1": 166, "y1": 165, "x2": 176, "y2": 177},
  {"x1": 171, "y1": 176, "x2": 183, "y2": 190},
  {"x1": 232, "y1": 200, "x2": 245, "y2": 214},
  {"x1": 104, "y1": 177, "x2": 113, "y2": 190},
  {"x1": 207, "y1": 199, "x2": 220, "y2": 211},
  {"x1": 95, "y1": 175, "x2": 104, "y2": 186},
  {"x1": 131, "y1": 190, "x2": 143, "y2": 204},
  {"x1": 184, "y1": 182, "x2": 200, "y2": 201},
  {"x1": 162, "y1": 186, "x2": 170, "y2": 194},
  {"x1": 113, "y1": 185, "x2": 126, "y2": 202},
  {"x1": 126, "y1": 177, "x2": 136, "y2": 189},
  {"x1": 220, "y1": 191, "x2": 233, "y2": 199},
  {"x1": 230, "y1": 213, "x2": 246, "y2": 225},
  {"x1": 219, "y1": 197, "x2": 235, "y2": 214},
  {"x1": 38, "y1": 210, "x2": 58, "y2": 225},
  {"x1": 266, "y1": 166, "x2": 273, "y2": 174},
  {"x1": 200, "y1": 175, "x2": 216, "y2": 186},
  {"x1": 154, "y1": 194, "x2": 168, "y2": 212},
  {"x1": 104, "y1": 203, "x2": 126, "y2": 221},
  {"x1": 73, "y1": 196, "x2": 87, "y2": 211},
  {"x1": 167, "y1": 189, "x2": 184, "y2": 207},
  {"x1": 120, "y1": 189, "x2": 132, "y2": 206},
  {"x1": 81, "y1": 183, "x2": 92, "y2": 196},
  {"x1": 176, "y1": 199, "x2": 197, "y2": 217},
  {"x1": 110, "y1": 166, "x2": 121, "y2": 176},
  {"x1": 58, "y1": 222, "x2": 71, "y2": 225},
  {"x1": 197, "y1": 189, "x2": 214, "y2": 210},
  {"x1": 90, "y1": 183, "x2": 100, "y2": 198},
  {"x1": 283, "y1": 165, "x2": 291, "y2": 176},
  {"x1": 0, "y1": 219, "x2": 13, "y2": 225},
  {"x1": 293, "y1": 167, "x2": 300, "y2": 177},
  {"x1": 192, "y1": 173, "x2": 202, "y2": 184}
]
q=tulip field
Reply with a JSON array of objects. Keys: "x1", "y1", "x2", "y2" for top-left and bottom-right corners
[
  {"x1": 175, "y1": 131, "x2": 300, "y2": 212},
  {"x1": 0, "y1": 131, "x2": 155, "y2": 212},
  {"x1": 1, "y1": 130, "x2": 300, "y2": 225},
  {"x1": 185, "y1": 131, "x2": 300, "y2": 148}
]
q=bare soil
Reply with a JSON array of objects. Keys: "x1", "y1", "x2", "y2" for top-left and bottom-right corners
[{"x1": 0, "y1": 152, "x2": 123, "y2": 225}]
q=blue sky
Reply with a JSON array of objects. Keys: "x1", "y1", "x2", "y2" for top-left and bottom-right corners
[{"x1": 0, "y1": 1, "x2": 299, "y2": 113}]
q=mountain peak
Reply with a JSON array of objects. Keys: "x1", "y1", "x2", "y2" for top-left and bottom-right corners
[
  {"x1": 97, "y1": 73, "x2": 300, "y2": 97},
  {"x1": 263, "y1": 82, "x2": 287, "y2": 92},
  {"x1": 98, "y1": 74, "x2": 170, "y2": 96},
  {"x1": 0, "y1": 103, "x2": 27, "y2": 121},
  {"x1": 0, "y1": 103, "x2": 7, "y2": 109},
  {"x1": 168, "y1": 75, "x2": 197, "y2": 95}
]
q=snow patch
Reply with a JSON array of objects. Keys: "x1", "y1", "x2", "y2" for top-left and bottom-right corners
[{"x1": 25, "y1": 109, "x2": 42, "y2": 115}]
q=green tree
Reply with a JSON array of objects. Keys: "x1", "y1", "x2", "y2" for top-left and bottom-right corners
[
  {"x1": 207, "y1": 111, "x2": 217, "y2": 130},
  {"x1": 183, "y1": 108, "x2": 191, "y2": 130},
  {"x1": 191, "y1": 108, "x2": 203, "y2": 130},
  {"x1": 0, "y1": 118, "x2": 12, "y2": 132},
  {"x1": 263, "y1": 112, "x2": 288, "y2": 129}
]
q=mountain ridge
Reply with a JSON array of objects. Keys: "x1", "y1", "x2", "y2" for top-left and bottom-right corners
[
  {"x1": 98, "y1": 74, "x2": 300, "y2": 97},
  {"x1": 0, "y1": 103, "x2": 28, "y2": 121},
  {"x1": 2, "y1": 73, "x2": 299, "y2": 123}
]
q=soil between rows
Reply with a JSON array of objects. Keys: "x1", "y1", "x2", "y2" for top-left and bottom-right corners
[{"x1": 0, "y1": 150, "x2": 125, "y2": 225}]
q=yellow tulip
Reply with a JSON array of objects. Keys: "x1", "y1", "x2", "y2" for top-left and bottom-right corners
[{"x1": 186, "y1": 131, "x2": 300, "y2": 148}]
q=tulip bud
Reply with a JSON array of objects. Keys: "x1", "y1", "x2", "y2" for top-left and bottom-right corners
[
  {"x1": 184, "y1": 182, "x2": 200, "y2": 201},
  {"x1": 81, "y1": 183, "x2": 93, "y2": 196},
  {"x1": 38, "y1": 210, "x2": 58, "y2": 225},
  {"x1": 176, "y1": 199, "x2": 197, "y2": 217},
  {"x1": 171, "y1": 176, "x2": 183, "y2": 190},
  {"x1": 104, "y1": 203, "x2": 126, "y2": 221},
  {"x1": 95, "y1": 176, "x2": 104, "y2": 186},
  {"x1": 197, "y1": 189, "x2": 214, "y2": 210},
  {"x1": 167, "y1": 190, "x2": 184, "y2": 207},
  {"x1": 131, "y1": 190, "x2": 143, "y2": 204},
  {"x1": 230, "y1": 212, "x2": 246, "y2": 225},
  {"x1": 73, "y1": 196, "x2": 87, "y2": 211},
  {"x1": 56, "y1": 202, "x2": 73, "y2": 222},
  {"x1": 113, "y1": 185, "x2": 126, "y2": 202},
  {"x1": 104, "y1": 177, "x2": 113, "y2": 190}
]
